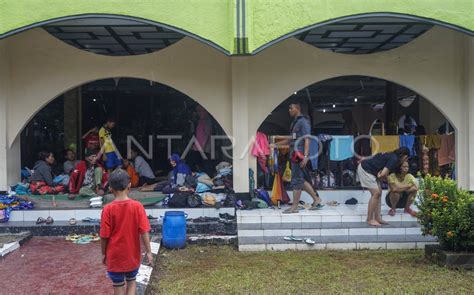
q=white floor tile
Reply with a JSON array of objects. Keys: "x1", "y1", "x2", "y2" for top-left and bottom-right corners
[
  {"x1": 301, "y1": 215, "x2": 322, "y2": 223},
  {"x1": 49, "y1": 210, "x2": 76, "y2": 221},
  {"x1": 261, "y1": 216, "x2": 281, "y2": 224},
  {"x1": 321, "y1": 228, "x2": 348, "y2": 236},
  {"x1": 386, "y1": 242, "x2": 416, "y2": 249},
  {"x1": 357, "y1": 243, "x2": 387, "y2": 250},
  {"x1": 281, "y1": 215, "x2": 302, "y2": 223},
  {"x1": 405, "y1": 227, "x2": 423, "y2": 235},
  {"x1": 266, "y1": 243, "x2": 296, "y2": 251},
  {"x1": 8, "y1": 211, "x2": 24, "y2": 222},
  {"x1": 321, "y1": 215, "x2": 342, "y2": 223},
  {"x1": 239, "y1": 230, "x2": 264, "y2": 237},
  {"x1": 75, "y1": 209, "x2": 101, "y2": 220},
  {"x1": 292, "y1": 229, "x2": 321, "y2": 236},
  {"x1": 239, "y1": 244, "x2": 266, "y2": 251},
  {"x1": 377, "y1": 228, "x2": 405, "y2": 235},
  {"x1": 240, "y1": 216, "x2": 261, "y2": 224},
  {"x1": 326, "y1": 243, "x2": 357, "y2": 250},
  {"x1": 263, "y1": 229, "x2": 292, "y2": 237},
  {"x1": 349, "y1": 228, "x2": 377, "y2": 236}
]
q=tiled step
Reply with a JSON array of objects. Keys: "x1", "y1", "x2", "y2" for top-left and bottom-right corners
[
  {"x1": 7, "y1": 207, "x2": 235, "y2": 222},
  {"x1": 237, "y1": 205, "x2": 436, "y2": 251},
  {"x1": 240, "y1": 242, "x2": 437, "y2": 251},
  {"x1": 286, "y1": 189, "x2": 388, "y2": 205},
  {"x1": 0, "y1": 219, "x2": 237, "y2": 236}
]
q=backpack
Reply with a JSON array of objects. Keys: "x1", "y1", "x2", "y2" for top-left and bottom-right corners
[
  {"x1": 255, "y1": 188, "x2": 272, "y2": 206},
  {"x1": 168, "y1": 192, "x2": 192, "y2": 208}
]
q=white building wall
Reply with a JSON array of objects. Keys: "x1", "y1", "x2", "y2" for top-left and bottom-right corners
[{"x1": 0, "y1": 26, "x2": 472, "y2": 191}]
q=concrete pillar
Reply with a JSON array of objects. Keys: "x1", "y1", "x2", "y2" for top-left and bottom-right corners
[
  {"x1": 231, "y1": 57, "x2": 250, "y2": 196},
  {"x1": 63, "y1": 87, "x2": 81, "y2": 153},
  {"x1": 0, "y1": 41, "x2": 10, "y2": 191},
  {"x1": 465, "y1": 36, "x2": 474, "y2": 190},
  {"x1": 0, "y1": 40, "x2": 20, "y2": 191}
]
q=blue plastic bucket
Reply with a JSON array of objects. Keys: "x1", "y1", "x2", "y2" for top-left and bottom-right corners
[{"x1": 162, "y1": 211, "x2": 187, "y2": 249}]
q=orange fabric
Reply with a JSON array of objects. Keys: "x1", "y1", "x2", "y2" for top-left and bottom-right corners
[
  {"x1": 126, "y1": 166, "x2": 140, "y2": 188},
  {"x1": 438, "y1": 134, "x2": 455, "y2": 166},
  {"x1": 271, "y1": 173, "x2": 283, "y2": 205}
]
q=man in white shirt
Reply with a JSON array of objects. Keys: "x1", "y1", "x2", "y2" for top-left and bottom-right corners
[{"x1": 130, "y1": 148, "x2": 156, "y2": 186}]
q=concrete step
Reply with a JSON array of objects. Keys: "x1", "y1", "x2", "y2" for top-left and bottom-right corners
[
  {"x1": 7, "y1": 207, "x2": 235, "y2": 222},
  {"x1": 286, "y1": 189, "x2": 388, "y2": 205},
  {"x1": 236, "y1": 205, "x2": 435, "y2": 251}
]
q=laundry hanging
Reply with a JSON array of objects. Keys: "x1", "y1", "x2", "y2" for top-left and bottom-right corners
[
  {"x1": 438, "y1": 134, "x2": 455, "y2": 166},
  {"x1": 252, "y1": 132, "x2": 270, "y2": 173},
  {"x1": 329, "y1": 136, "x2": 354, "y2": 161},
  {"x1": 399, "y1": 135, "x2": 416, "y2": 156},
  {"x1": 371, "y1": 135, "x2": 400, "y2": 155}
]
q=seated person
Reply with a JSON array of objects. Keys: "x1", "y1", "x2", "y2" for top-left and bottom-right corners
[
  {"x1": 30, "y1": 151, "x2": 65, "y2": 194},
  {"x1": 68, "y1": 150, "x2": 107, "y2": 200},
  {"x1": 123, "y1": 158, "x2": 139, "y2": 188},
  {"x1": 139, "y1": 154, "x2": 191, "y2": 192},
  {"x1": 387, "y1": 161, "x2": 419, "y2": 217},
  {"x1": 63, "y1": 149, "x2": 80, "y2": 175},
  {"x1": 130, "y1": 148, "x2": 156, "y2": 186}
]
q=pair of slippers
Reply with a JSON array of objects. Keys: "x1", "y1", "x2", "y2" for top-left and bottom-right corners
[
  {"x1": 65, "y1": 233, "x2": 100, "y2": 244},
  {"x1": 284, "y1": 236, "x2": 316, "y2": 245},
  {"x1": 36, "y1": 216, "x2": 54, "y2": 225}
]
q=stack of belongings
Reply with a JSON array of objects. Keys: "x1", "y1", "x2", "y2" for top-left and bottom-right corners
[
  {"x1": 89, "y1": 196, "x2": 103, "y2": 208},
  {"x1": 0, "y1": 193, "x2": 34, "y2": 223}
]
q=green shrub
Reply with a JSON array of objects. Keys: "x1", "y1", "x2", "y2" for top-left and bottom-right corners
[{"x1": 416, "y1": 175, "x2": 474, "y2": 251}]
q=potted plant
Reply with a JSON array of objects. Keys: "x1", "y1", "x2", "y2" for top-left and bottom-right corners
[{"x1": 416, "y1": 175, "x2": 474, "y2": 269}]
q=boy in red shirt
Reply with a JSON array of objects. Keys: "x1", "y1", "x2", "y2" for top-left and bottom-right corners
[{"x1": 100, "y1": 169, "x2": 152, "y2": 294}]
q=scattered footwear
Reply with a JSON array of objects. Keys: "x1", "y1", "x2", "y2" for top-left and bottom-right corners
[
  {"x1": 309, "y1": 203, "x2": 325, "y2": 210},
  {"x1": 219, "y1": 213, "x2": 236, "y2": 221},
  {"x1": 326, "y1": 200, "x2": 340, "y2": 206},
  {"x1": 304, "y1": 238, "x2": 316, "y2": 245},
  {"x1": 282, "y1": 208, "x2": 298, "y2": 214},
  {"x1": 147, "y1": 215, "x2": 158, "y2": 220},
  {"x1": 36, "y1": 217, "x2": 46, "y2": 224},
  {"x1": 45, "y1": 216, "x2": 54, "y2": 225},
  {"x1": 69, "y1": 218, "x2": 77, "y2": 225},
  {"x1": 283, "y1": 236, "x2": 303, "y2": 242},
  {"x1": 82, "y1": 217, "x2": 100, "y2": 223},
  {"x1": 67, "y1": 194, "x2": 76, "y2": 200},
  {"x1": 388, "y1": 208, "x2": 396, "y2": 216}
]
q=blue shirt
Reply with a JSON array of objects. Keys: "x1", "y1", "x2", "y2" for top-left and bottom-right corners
[{"x1": 290, "y1": 115, "x2": 311, "y2": 152}]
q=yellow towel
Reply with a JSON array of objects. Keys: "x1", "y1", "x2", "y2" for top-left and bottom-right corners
[
  {"x1": 371, "y1": 136, "x2": 400, "y2": 155},
  {"x1": 420, "y1": 135, "x2": 441, "y2": 149}
]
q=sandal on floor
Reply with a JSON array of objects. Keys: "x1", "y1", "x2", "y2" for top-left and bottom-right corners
[
  {"x1": 326, "y1": 201, "x2": 340, "y2": 206},
  {"x1": 282, "y1": 208, "x2": 299, "y2": 214},
  {"x1": 66, "y1": 234, "x2": 81, "y2": 241},
  {"x1": 304, "y1": 238, "x2": 316, "y2": 245},
  {"x1": 45, "y1": 216, "x2": 54, "y2": 225},
  {"x1": 147, "y1": 215, "x2": 158, "y2": 220},
  {"x1": 283, "y1": 236, "x2": 303, "y2": 242},
  {"x1": 69, "y1": 218, "x2": 77, "y2": 225},
  {"x1": 309, "y1": 203, "x2": 325, "y2": 210},
  {"x1": 36, "y1": 217, "x2": 46, "y2": 224}
]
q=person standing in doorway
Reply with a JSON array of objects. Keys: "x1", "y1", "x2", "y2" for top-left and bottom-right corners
[
  {"x1": 357, "y1": 147, "x2": 410, "y2": 226},
  {"x1": 187, "y1": 105, "x2": 213, "y2": 175},
  {"x1": 275, "y1": 102, "x2": 324, "y2": 214},
  {"x1": 99, "y1": 117, "x2": 122, "y2": 173},
  {"x1": 82, "y1": 126, "x2": 100, "y2": 154}
]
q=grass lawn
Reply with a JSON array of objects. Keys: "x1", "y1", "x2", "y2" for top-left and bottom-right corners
[{"x1": 148, "y1": 245, "x2": 473, "y2": 294}]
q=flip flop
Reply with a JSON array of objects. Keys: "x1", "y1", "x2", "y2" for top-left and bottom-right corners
[
  {"x1": 89, "y1": 196, "x2": 103, "y2": 202},
  {"x1": 309, "y1": 203, "x2": 325, "y2": 210},
  {"x1": 304, "y1": 238, "x2": 316, "y2": 245},
  {"x1": 284, "y1": 236, "x2": 303, "y2": 241},
  {"x1": 326, "y1": 201, "x2": 340, "y2": 206},
  {"x1": 36, "y1": 217, "x2": 46, "y2": 224},
  {"x1": 74, "y1": 237, "x2": 93, "y2": 244},
  {"x1": 66, "y1": 234, "x2": 81, "y2": 241},
  {"x1": 282, "y1": 208, "x2": 299, "y2": 214},
  {"x1": 147, "y1": 215, "x2": 158, "y2": 220},
  {"x1": 45, "y1": 216, "x2": 54, "y2": 225},
  {"x1": 69, "y1": 218, "x2": 77, "y2": 225}
]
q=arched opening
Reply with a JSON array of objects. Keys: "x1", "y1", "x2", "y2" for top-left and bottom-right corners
[
  {"x1": 253, "y1": 13, "x2": 473, "y2": 55},
  {"x1": 20, "y1": 78, "x2": 233, "y2": 206},
  {"x1": 255, "y1": 75, "x2": 455, "y2": 193}
]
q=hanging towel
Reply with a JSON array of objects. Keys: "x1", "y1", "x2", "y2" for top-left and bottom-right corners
[
  {"x1": 252, "y1": 132, "x2": 270, "y2": 173},
  {"x1": 329, "y1": 136, "x2": 354, "y2": 161},
  {"x1": 371, "y1": 136, "x2": 400, "y2": 155},
  {"x1": 420, "y1": 135, "x2": 441, "y2": 150},
  {"x1": 399, "y1": 135, "x2": 416, "y2": 156},
  {"x1": 309, "y1": 137, "x2": 319, "y2": 170},
  {"x1": 438, "y1": 134, "x2": 455, "y2": 166}
]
